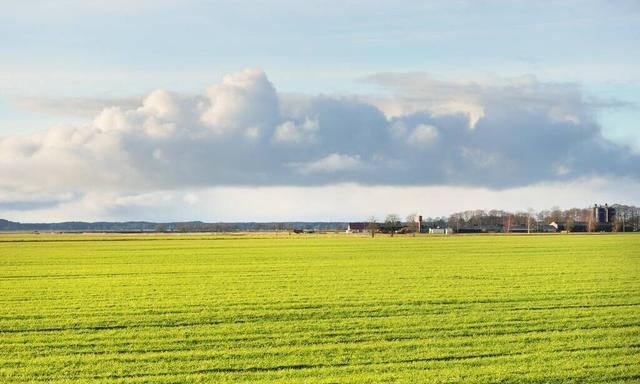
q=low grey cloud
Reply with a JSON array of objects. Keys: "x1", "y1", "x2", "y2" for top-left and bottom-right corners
[
  {"x1": 12, "y1": 96, "x2": 139, "y2": 117},
  {"x1": 0, "y1": 68, "x2": 638, "y2": 203}
]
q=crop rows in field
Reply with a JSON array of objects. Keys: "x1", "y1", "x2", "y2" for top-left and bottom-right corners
[{"x1": 1, "y1": 234, "x2": 639, "y2": 383}]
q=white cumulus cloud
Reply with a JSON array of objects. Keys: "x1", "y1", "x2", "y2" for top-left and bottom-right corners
[
  {"x1": 200, "y1": 68, "x2": 279, "y2": 135},
  {"x1": 0, "y1": 68, "x2": 638, "y2": 219}
]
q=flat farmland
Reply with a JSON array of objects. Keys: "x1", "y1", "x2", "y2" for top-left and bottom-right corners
[{"x1": 1, "y1": 233, "x2": 639, "y2": 383}]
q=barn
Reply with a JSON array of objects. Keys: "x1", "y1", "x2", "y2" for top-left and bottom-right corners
[{"x1": 346, "y1": 222, "x2": 368, "y2": 233}]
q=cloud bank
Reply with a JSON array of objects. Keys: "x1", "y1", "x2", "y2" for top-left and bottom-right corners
[
  {"x1": 1, "y1": 68, "x2": 638, "y2": 214},
  {"x1": 3, "y1": 179, "x2": 639, "y2": 223}
]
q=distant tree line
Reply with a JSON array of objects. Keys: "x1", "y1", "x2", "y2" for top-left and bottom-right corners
[
  {"x1": 446, "y1": 204, "x2": 640, "y2": 233},
  {"x1": 367, "y1": 204, "x2": 640, "y2": 235},
  {"x1": 2, "y1": 204, "x2": 639, "y2": 233},
  {"x1": 166, "y1": 222, "x2": 346, "y2": 233},
  {"x1": 0, "y1": 219, "x2": 347, "y2": 233}
]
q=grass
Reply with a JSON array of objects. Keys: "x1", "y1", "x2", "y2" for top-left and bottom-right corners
[{"x1": 0, "y1": 233, "x2": 639, "y2": 383}]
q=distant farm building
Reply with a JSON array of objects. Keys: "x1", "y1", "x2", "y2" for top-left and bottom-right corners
[
  {"x1": 457, "y1": 224, "x2": 503, "y2": 234},
  {"x1": 346, "y1": 222, "x2": 369, "y2": 233},
  {"x1": 549, "y1": 222, "x2": 562, "y2": 231},
  {"x1": 592, "y1": 203, "x2": 616, "y2": 231},
  {"x1": 536, "y1": 224, "x2": 557, "y2": 233},
  {"x1": 550, "y1": 221, "x2": 588, "y2": 232},
  {"x1": 428, "y1": 228, "x2": 451, "y2": 234},
  {"x1": 593, "y1": 203, "x2": 615, "y2": 224},
  {"x1": 549, "y1": 204, "x2": 617, "y2": 232}
]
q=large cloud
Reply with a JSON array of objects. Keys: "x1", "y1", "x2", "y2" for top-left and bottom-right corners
[
  {"x1": 200, "y1": 69, "x2": 279, "y2": 136},
  {"x1": 0, "y1": 68, "x2": 638, "y2": 207}
]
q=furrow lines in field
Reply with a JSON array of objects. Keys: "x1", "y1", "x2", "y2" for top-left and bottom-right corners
[{"x1": 1, "y1": 234, "x2": 638, "y2": 383}]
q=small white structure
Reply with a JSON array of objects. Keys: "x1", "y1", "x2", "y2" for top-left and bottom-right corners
[{"x1": 429, "y1": 227, "x2": 451, "y2": 235}]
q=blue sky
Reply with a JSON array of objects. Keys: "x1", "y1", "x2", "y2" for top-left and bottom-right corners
[{"x1": 0, "y1": 0, "x2": 638, "y2": 221}]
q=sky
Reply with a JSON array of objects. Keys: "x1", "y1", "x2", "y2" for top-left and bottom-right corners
[{"x1": 0, "y1": 0, "x2": 639, "y2": 222}]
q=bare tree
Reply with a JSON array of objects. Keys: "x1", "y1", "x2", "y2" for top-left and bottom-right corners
[
  {"x1": 565, "y1": 214, "x2": 575, "y2": 233},
  {"x1": 385, "y1": 214, "x2": 401, "y2": 237},
  {"x1": 367, "y1": 216, "x2": 377, "y2": 238},
  {"x1": 504, "y1": 213, "x2": 512, "y2": 233},
  {"x1": 527, "y1": 208, "x2": 535, "y2": 233},
  {"x1": 406, "y1": 213, "x2": 418, "y2": 236},
  {"x1": 448, "y1": 213, "x2": 463, "y2": 233},
  {"x1": 587, "y1": 211, "x2": 596, "y2": 233},
  {"x1": 549, "y1": 206, "x2": 562, "y2": 223}
]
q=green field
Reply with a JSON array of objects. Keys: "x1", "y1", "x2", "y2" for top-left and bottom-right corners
[{"x1": 1, "y1": 233, "x2": 639, "y2": 383}]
